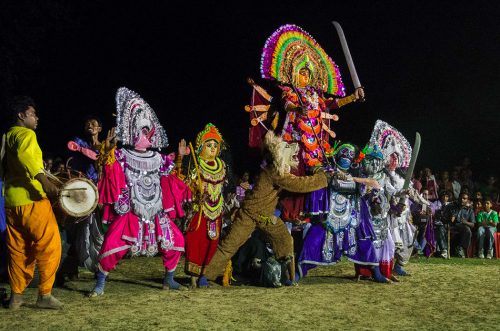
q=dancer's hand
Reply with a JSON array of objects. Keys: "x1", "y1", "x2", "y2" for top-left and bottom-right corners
[
  {"x1": 105, "y1": 127, "x2": 117, "y2": 152},
  {"x1": 178, "y1": 139, "x2": 189, "y2": 156},
  {"x1": 353, "y1": 87, "x2": 365, "y2": 101}
]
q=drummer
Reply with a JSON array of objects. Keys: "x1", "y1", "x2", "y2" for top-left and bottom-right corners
[
  {"x1": 68, "y1": 115, "x2": 115, "y2": 182},
  {"x1": 2, "y1": 96, "x2": 63, "y2": 309},
  {"x1": 57, "y1": 116, "x2": 115, "y2": 281}
]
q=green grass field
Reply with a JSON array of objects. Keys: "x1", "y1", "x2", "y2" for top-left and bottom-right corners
[{"x1": 1, "y1": 257, "x2": 499, "y2": 330}]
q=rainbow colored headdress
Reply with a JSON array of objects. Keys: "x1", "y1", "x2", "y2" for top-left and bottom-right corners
[
  {"x1": 196, "y1": 123, "x2": 223, "y2": 154},
  {"x1": 260, "y1": 24, "x2": 345, "y2": 96}
]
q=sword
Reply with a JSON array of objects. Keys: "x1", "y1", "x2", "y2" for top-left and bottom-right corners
[
  {"x1": 332, "y1": 21, "x2": 364, "y2": 101},
  {"x1": 403, "y1": 132, "x2": 421, "y2": 190}
]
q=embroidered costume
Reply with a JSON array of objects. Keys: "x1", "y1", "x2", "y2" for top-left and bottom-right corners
[
  {"x1": 90, "y1": 87, "x2": 191, "y2": 296},
  {"x1": 259, "y1": 24, "x2": 362, "y2": 219},
  {"x1": 183, "y1": 124, "x2": 227, "y2": 279}
]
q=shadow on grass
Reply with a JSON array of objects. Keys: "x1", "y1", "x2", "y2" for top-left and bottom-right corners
[{"x1": 301, "y1": 275, "x2": 357, "y2": 285}]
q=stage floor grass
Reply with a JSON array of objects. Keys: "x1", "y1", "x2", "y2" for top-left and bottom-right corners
[{"x1": 0, "y1": 257, "x2": 499, "y2": 330}]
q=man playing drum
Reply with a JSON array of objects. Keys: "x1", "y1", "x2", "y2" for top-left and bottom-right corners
[
  {"x1": 2, "y1": 96, "x2": 63, "y2": 309},
  {"x1": 57, "y1": 115, "x2": 113, "y2": 281}
]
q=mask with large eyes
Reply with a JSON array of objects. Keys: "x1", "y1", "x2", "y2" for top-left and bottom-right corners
[
  {"x1": 362, "y1": 157, "x2": 384, "y2": 176},
  {"x1": 199, "y1": 139, "x2": 219, "y2": 161},
  {"x1": 335, "y1": 145, "x2": 356, "y2": 171}
]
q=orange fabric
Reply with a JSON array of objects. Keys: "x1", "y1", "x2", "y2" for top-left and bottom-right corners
[{"x1": 6, "y1": 198, "x2": 61, "y2": 295}]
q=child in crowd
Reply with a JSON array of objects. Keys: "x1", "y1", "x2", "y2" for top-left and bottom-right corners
[{"x1": 476, "y1": 198, "x2": 498, "y2": 259}]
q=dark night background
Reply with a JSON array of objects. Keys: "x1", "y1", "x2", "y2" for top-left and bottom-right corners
[{"x1": 1, "y1": 1, "x2": 499, "y2": 178}]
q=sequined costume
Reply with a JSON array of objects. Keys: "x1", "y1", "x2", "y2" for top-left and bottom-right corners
[
  {"x1": 299, "y1": 144, "x2": 377, "y2": 277},
  {"x1": 183, "y1": 124, "x2": 227, "y2": 277},
  {"x1": 260, "y1": 24, "x2": 360, "y2": 219},
  {"x1": 371, "y1": 120, "x2": 416, "y2": 276},
  {"x1": 353, "y1": 145, "x2": 395, "y2": 280},
  {"x1": 90, "y1": 88, "x2": 190, "y2": 295}
]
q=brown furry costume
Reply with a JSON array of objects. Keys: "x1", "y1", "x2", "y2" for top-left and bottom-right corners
[{"x1": 204, "y1": 131, "x2": 328, "y2": 281}]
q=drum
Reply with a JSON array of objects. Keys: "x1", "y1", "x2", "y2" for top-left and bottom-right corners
[{"x1": 59, "y1": 178, "x2": 98, "y2": 218}]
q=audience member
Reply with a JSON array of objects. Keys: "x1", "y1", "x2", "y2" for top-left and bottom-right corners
[
  {"x1": 421, "y1": 168, "x2": 439, "y2": 201},
  {"x1": 432, "y1": 191, "x2": 451, "y2": 258},
  {"x1": 476, "y1": 198, "x2": 498, "y2": 259},
  {"x1": 450, "y1": 192, "x2": 475, "y2": 258},
  {"x1": 450, "y1": 170, "x2": 461, "y2": 200}
]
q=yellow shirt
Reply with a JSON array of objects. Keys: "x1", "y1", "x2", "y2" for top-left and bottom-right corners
[{"x1": 4, "y1": 126, "x2": 46, "y2": 207}]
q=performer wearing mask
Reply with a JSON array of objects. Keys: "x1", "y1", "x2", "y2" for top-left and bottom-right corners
[
  {"x1": 200, "y1": 131, "x2": 333, "y2": 286},
  {"x1": 89, "y1": 88, "x2": 191, "y2": 296},
  {"x1": 259, "y1": 24, "x2": 364, "y2": 220},
  {"x1": 177, "y1": 124, "x2": 227, "y2": 288}
]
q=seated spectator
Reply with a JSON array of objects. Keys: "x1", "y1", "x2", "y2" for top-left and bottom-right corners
[
  {"x1": 449, "y1": 192, "x2": 475, "y2": 258},
  {"x1": 412, "y1": 172, "x2": 422, "y2": 193},
  {"x1": 476, "y1": 198, "x2": 498, "y2": 259},
  {"x1": 460, "y1": 167, "x2": 475, "y2": 195},
  {"x1": 473, "y1": 191, "x2": 483, "y2": 204},
  {"x1": 438, "y1": 171, "x2": 454, "y2": 199},
  {"x1": 460, "y1": 186, "x2": 471, "y2": 200},
  {"x1": 422, "y1": 168, "x2": 439, "y2": 202},
  {"x1": 473, "y1": 199, "x2": 483, "y2": 216},
  {"x1": 432, "y1": 190, "x2": 451, "y2": 258},
  {"x1": 451, "y1": 170, "x2": 461, "y2": 201},
  {"x1": 412, "y1": 189, "x2": 434, "y2": 256}
]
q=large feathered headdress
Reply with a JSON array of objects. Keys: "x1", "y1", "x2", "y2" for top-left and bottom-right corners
[
  {"x1": 260, "y1": 24, "x2": 345, "y2": 96},
  {"x1": 115, "y1": 87, "x2": 168, "y2": 149}
]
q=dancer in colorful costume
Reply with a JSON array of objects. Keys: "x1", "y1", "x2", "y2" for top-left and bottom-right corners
[
  {"x1": 177, "y1": 124, "x2": 227, "y2": 288},
  {"x1": 353, "y1": 144, "x2": 395, "y2": 282},
  {"x1": 89, "y1": 87, "x2": 191, "y2": 296},
  {"x1": 259, "y1": 24, "x2": 364, "y2": 219},
  {"x1": 370, "y1": 120, "x2": 416, "y2": 277},
  {"x1": 200, "y1": 131, "x2": 333, "y2": 286},
  {"x1": 298, "y1": 144, "x2": 380, "y2": 278}
]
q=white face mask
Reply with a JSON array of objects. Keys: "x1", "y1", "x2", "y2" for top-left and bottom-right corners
[{"x1": 281, "y1": 142, "x2": 299, "y2": 171}]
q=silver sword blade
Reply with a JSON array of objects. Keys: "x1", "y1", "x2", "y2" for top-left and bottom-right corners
[
  {"x1": 403, "y1": 132, "x2": 421, "y2": 190},
  {"x1": 332, "y1": 21, "x2": 361, "y2": 88}
]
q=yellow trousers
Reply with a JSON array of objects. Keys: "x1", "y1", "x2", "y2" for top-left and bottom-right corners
[{"x1": 6, "y1": 198, "x2": 61, "y2": 295}]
